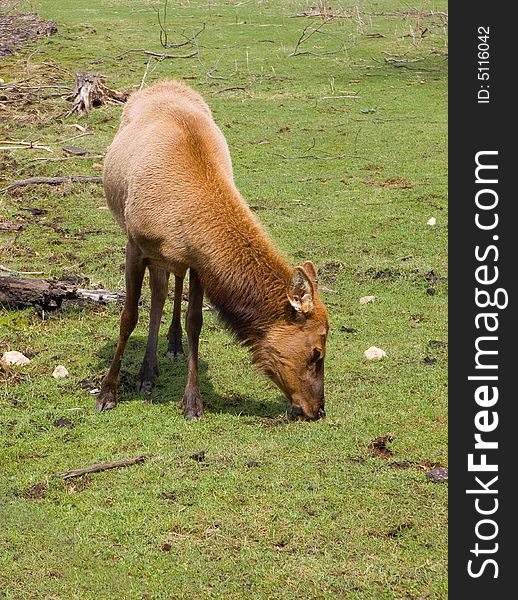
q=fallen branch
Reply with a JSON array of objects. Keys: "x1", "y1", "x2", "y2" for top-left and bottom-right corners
[
  {"x1": 29, "y1": 155, "x2": 104, "y2": 163},
  {"x1": 0, "y1": 140, "x2": 53, "y2": 152},
  {"x1": 384, "y1": 57, "x2": 426, "y2": 64},
  {"x1": 289, "y1": 18, "x2": 333, "y2": 57},
  {"x1": 0, "y1": 264, "x2": 44, "y2": 275},
  {"x1": 0, "y1": 222, "x2": 23, "y2": 232},
  {"x1": 156, "y1": 0, "x2": 206, "y2": 49},
  {"x1": 318, "y1": 285, "x2": 339, "y2": 295},
  {"x1": 53, "y1": 455, "x2": 150, "y2": 480},
  {"x1": 206, "y1": 53, "x2": 227, "y2": 80},
  {"x1": 113, "y1": 49, "x2": 198, "y2": 61},
  {"x1": 59, "y1": 131, "x2": 94, "y2": 144},
  {"x1": 0, "y1": 176, "x2": 103, "y2": 195},
  {"x1": 0, "y1": 275, "x2": 125, "y2": 310},
  {"x1": 75, "y1": 288, "x2": 124, "y2": 303},
  {"x1": 274, "y1": 151, "x2": 363, "y2": 160},
  {"x1": 214, "y1": 86, "x2": 248, "y2": 94}
]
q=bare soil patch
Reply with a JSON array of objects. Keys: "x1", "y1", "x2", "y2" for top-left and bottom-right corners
[{"x1": 0, "y1": 5, "x2": 57, "y2": 58}]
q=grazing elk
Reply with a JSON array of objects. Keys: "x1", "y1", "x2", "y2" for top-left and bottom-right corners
[{"x1": 97, "y1": 80, "x2": 329, "y2": 420}]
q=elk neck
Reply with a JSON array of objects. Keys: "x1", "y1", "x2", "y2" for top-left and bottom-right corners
[{"x1": 191, "y1": 183, "x2": 293, "y2": 348}]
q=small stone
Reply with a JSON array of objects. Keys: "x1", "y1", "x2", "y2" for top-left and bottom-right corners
[
  {"x1": 427, "y1": 217, "x2": 436, "y2": 226},
  {"x1": 1, "y1": 351, "x2": 30, "y2": 366},
  {"x1": 364, "y1": 346, "x2": 387, "y2": 360},
  {"x1": 92, "y1": 162, "x2": 103, "y2": 170},
  {"x1": 359, "y1": 295, "x2": 376, "y2": 304},
  {"x1": 425, "y1": 466, "x2": 448, "y2": 483},
  {"x1": 52, "y1": 365, "x2": 69, "y2": 378},
  {"x1": 62, "y1": 145, "x2": 87, "y2": 156}
]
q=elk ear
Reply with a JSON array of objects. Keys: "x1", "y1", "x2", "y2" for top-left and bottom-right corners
[
  {"x1": 287, "y1": 267, "x2": 315, "y2": 314},
  {"x1": 302, "y1": 260, "x2": 318, "y2": 286}
]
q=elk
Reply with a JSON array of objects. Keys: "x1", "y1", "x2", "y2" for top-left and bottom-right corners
[{"x1": 96, "y1": 80, "x2": 329, "y2": 420}]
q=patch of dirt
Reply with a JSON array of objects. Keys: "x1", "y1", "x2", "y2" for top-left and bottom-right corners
[
  {"x1": 18, "y1": 481, "x2": 47, "y2": 500},
  {"x1": 386, "y1": 522, "x2": 413, "y2": 538},
  {"x1": 429, "y1": 340, "x2": 447, "y2": 348},
  {"x1": 159, "y1": 491, "x2": 177, "y2": 501},
  {"x1": 318, "y1": 261, "x2": 345, "y2": 284},
  {"x1": 0, "y1": 364, "x2": 24, "y2": 384},
  {"x1": 389, "y1": 460, "x2": 413, "y2": 470},
  {"x1": 190, "y1": 450, "x2": 206, "y2": 462},
  {"x1": 382, "y1": 177, "x2": 413, "y2": 189},
  {"x1": 0, "y1": 8, "x2": 57, "y2": 59},
  {"x1": 53, "y1": 417, "x2": 73, "y2": 428},
  {"x1": 424, "y1": 270, "x2": 446, "y2": 285},
  {"x1": 262, "y1": 416, "x2": 287, "y2": 429},
  {"x1": 370, "y1": 268, "x2": 403, "y2": 280},
  {"x1": 346, "y1": 456, "x2": 366, "y2": 465},
  {"x1": 65, "y1": 476, "x2": 90, "y2": 494},
  {"x1": 367, "y1": 435, "x2": 394, "y2": 459}
]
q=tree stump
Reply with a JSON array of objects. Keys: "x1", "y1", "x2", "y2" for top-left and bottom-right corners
[{"x1": 66, "y1": 73, "x2": 128, "y2": 116}]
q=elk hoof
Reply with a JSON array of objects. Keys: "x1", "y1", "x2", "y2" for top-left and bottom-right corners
[
  {"x1": 183, "y1": 390, "x2": 204, "y2": 420},
  {"x1": 136, "y1": 364, "x2": 158, "y2": 392},
  {"x1": 95, "y1": 389, "x2": 117, "y2": 411},
  {"x1": 135, "y1": 378, "x2": 155, "y2": 393},
  {"x1": 166, "y1": 347, "x2": 184, "y2": 360}
]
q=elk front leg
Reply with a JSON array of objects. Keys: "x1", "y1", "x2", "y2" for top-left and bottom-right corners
[
  {"x1": 182, "y1": 268, "x2": 204, "y2": 420},
  {"x1": 96, "y1": 241, "x2": 145, "y2": 411},
  {"x1": 136, "y1": 266, "x2": 169, "y2": 393},
  {"x1": 166, "y1": 274, "x2": 185, "y2": 358}
]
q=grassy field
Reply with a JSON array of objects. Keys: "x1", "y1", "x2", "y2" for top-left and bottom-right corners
[{"x1": 0, "y1": 1, "x2": 448, "y2": 598}]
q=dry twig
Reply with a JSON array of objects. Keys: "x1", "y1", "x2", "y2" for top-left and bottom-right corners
[
  {"x1": 289, "y1": 18, "x2": 337, "y2": 57},
  {"x1": 156, "y1": 0, "x2": 206, "y2": 49},
  {"x1": 0, "y1": 176, "x2": 103, "y2": 195},
  {"x1": 53, "y1": 456, "x2": 150, "y2": 480}
]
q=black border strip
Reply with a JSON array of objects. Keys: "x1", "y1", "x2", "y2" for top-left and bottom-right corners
[{"x1": 449, "y1": 3, "x2": 515, "y2": 595}]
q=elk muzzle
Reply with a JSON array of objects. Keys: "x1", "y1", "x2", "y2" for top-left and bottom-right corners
[{"x1": 290, "y1": 404, "x2": 325, "y2": 421}]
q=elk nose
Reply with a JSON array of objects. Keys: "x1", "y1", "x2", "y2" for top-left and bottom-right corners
[
  {"x1": 290, "y1": 405, "x2": 304, "y2": 418},
  {"x1": 317, "y1": 407, "x2": 326, "y2": 419}
]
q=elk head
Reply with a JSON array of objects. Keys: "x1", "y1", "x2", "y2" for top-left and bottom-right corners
[{"x1": 254, "y1": 261, "x2": 329, "y2": 420}]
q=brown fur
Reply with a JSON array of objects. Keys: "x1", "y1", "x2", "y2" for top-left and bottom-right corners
[{"x1": 96, "y1": 80, "x2": 329, "y2": 420}]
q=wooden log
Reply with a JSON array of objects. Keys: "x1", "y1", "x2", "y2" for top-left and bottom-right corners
[
  {"x1": 0, "y1": 275, "x2": 125, "y2": 310},
  {"x1": 0, "y1": 276, "x2": 78, "y2": 310}
]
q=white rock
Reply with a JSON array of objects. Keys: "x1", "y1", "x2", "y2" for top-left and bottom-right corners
[
  {"x1": 52, "y1": 365, "x2": 69, "y2": 379},
  {"x1": 427, "y1": 217, "x2": 436, "y2": 226},
  {"x1": 1, "y1": 351, "x2": 30, "y2": 366},
  {"x1": 364, "y1": 346, "x2": 387, "y2": 360},
  {"x1": 359, "y1": 295, "x2": 376, "y2": 304}
]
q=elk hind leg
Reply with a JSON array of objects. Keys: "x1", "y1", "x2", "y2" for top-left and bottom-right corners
[
  {"x1": 136, "y1": 266, "x2": 169, "y2": 393},
  {"x1": 166, "y1": 274, "x2": 185, "y2": 359}
]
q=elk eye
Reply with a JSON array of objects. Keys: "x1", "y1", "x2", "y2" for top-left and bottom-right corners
[{"x1": 308, "y1": 348, "x2": 322, "y2": 365}]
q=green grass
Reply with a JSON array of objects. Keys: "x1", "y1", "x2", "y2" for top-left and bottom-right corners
[{"x1": 1, "y1": 1, "x2": 448, "y2": 598}]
